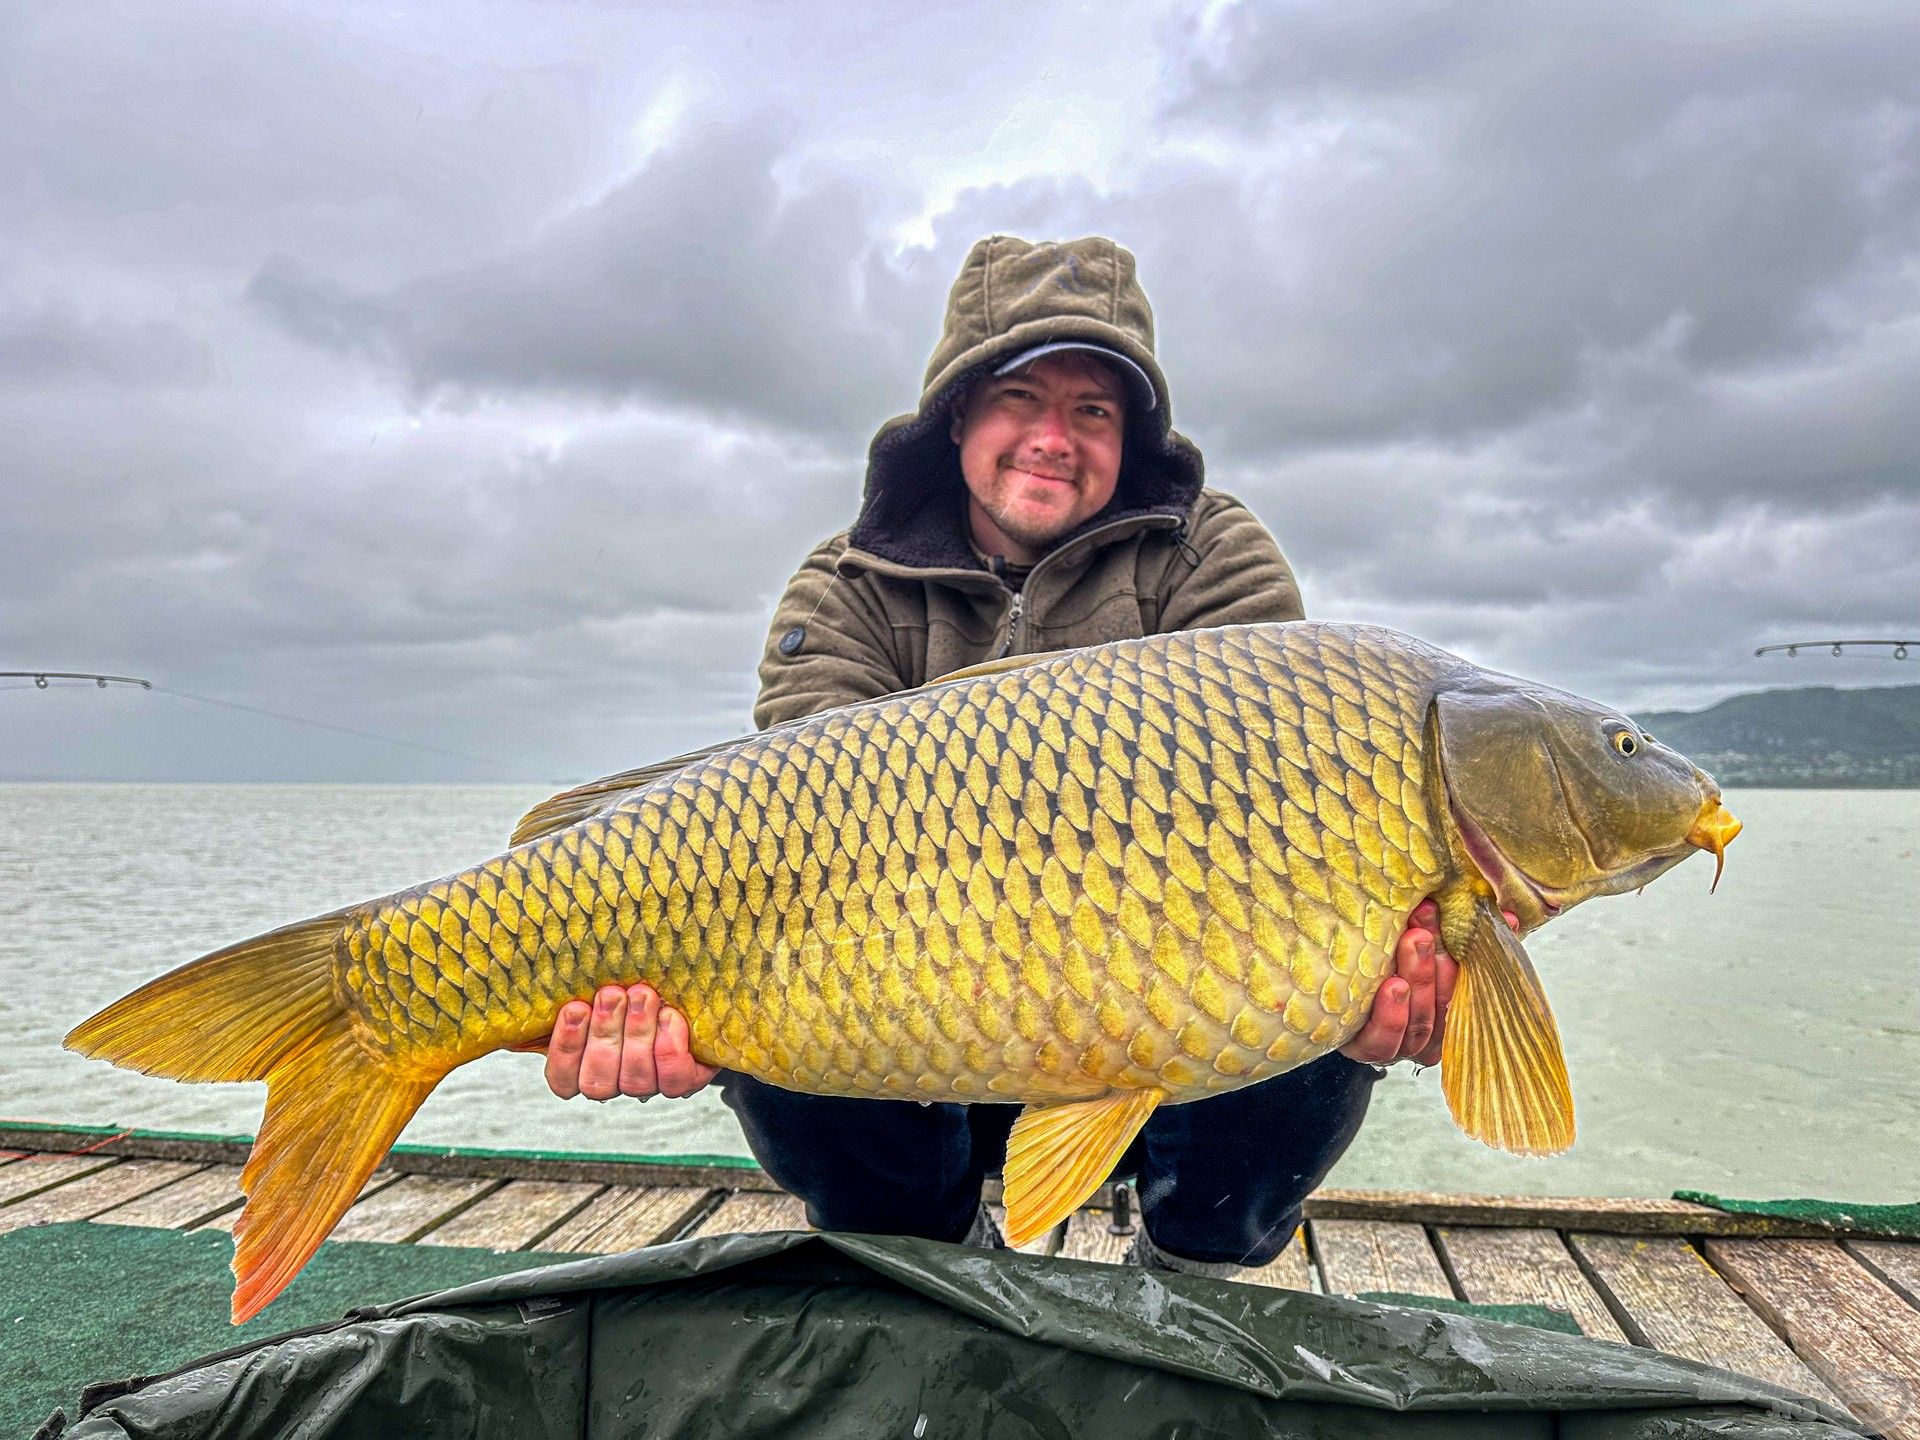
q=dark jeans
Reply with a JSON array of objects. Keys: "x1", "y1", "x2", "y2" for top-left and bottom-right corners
[{"x1": 719, "y1": 1053, "x2": 1379, "y2": 1267}]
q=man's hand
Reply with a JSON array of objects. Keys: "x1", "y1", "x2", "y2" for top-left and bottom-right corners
[
  {"x1": 511, "y1": 983, "x2": 719, "y2": 1101},
  {"x1": 1339, "y1": 900, "x2": 1518, "y2": 1068}
]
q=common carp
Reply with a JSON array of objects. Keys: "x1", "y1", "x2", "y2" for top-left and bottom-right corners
[{"x1": 68, "y1": 621, "x2": 1738, "y2": 1321}]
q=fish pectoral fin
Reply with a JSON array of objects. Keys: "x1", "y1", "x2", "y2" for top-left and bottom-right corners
[
  {"x1": 1002, "y1": 1089, "x2": 1163, "y2": 1247},
  {"x1": 1440, "y1": 900, "x2": 1575, "y2": 1156}
]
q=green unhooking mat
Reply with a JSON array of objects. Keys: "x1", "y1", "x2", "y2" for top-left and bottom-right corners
[
  {"x1": 1675, "y1": 1191, "x2": 1920, "y2": 1238},
  {"x1": 20, "y1": 1226, "x2": 1865, "y2": 1439}
]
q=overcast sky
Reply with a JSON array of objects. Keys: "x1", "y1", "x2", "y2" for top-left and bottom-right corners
[{"x1": 5, "y1": 0, "x2": 1917, "y2": 782}]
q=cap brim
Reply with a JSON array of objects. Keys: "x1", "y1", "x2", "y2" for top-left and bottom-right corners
[{"x1": 992, "y1": 341, "x2": 1157, "y2": 412}]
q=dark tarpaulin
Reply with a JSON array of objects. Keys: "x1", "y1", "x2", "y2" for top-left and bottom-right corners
[{"x1": 40, "y1": 1231, "x2": 1864, "y2": 1440}]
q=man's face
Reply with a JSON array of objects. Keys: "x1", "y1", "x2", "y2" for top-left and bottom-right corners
[{"x1": 950, "y1": 352, "x2": 1126, "y2": 565}]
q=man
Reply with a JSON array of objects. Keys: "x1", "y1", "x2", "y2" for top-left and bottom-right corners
[{"x1": 531, "y1": 236, "x2": 1462, "y2": 1274}]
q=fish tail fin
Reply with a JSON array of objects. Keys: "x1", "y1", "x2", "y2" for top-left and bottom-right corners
[
  {"x1": 66, "y1": 911, "x2": 352, "y2": 1083},
  {"x1": 65, "y1": 912, "x2": 439, "y2": 1323},
  {"x1": 232, "y1": 1030, "x2": 434, "y2": 1323}
]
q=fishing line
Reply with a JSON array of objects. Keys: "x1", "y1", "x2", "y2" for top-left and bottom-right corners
[
  {"x1": 145, "y1": 683, "x2": 529, "y2": 777},
  {"x1": 6, "y1": 669, "x2": 534, "y2": 779}
]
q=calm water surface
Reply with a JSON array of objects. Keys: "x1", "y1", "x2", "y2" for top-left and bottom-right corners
[{"x1": 3, "y1": 784, "x2": 1915, "y2": 1200}]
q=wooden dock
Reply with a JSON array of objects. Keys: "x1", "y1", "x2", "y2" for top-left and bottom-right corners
[{"x1": 4, "y1": 1125, "x2": 1916, "y2": 1437}]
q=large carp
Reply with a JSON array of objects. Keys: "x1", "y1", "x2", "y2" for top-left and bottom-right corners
[{"x1": 69, "y1": 622, "x2": 1738, "y2": 1321}]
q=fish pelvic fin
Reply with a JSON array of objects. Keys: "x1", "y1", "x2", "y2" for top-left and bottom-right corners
[
  {"x1": 1002, "y1": 1089, "x2": 1163, "y2": 1248},
  {"x1": 1438, "y1": 897, "x2": 1575, "y2": 1156},
  {"x1": 65, "y1": 910, "x2": 440, "y2": 1323}
]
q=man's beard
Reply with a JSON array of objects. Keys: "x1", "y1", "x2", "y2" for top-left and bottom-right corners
[{"x1": 979, "y1": 467, "x2": 1085, "y2": 551}]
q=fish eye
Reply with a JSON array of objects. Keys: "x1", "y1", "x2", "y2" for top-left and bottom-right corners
[{"x1": 1612, "y1": 731, "x2": 1640, "y2": 757}]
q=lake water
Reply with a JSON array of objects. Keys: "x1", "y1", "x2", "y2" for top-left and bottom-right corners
[{"x1": 3, "y1": 784, "x2": 1915, "y2": 1201}]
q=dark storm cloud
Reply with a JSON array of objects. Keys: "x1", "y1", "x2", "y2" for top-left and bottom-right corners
[
  {"x1": 1138, "y1": 1, "x2": 1920, "y2": 465},
  {"x1": 246, "y1": 115, "x2": 947, "y2": 440},
  {"x1": 4, "y1": 0, "x2": 1916, "y2": 781},
  {"x1": 0, "y1": 301, "x2": 210, "y2": 387}
]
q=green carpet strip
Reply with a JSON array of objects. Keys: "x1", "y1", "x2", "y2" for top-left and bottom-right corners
[{"x1": 1674, "y1": 1191, "x2": 1920, "y2": 1238}]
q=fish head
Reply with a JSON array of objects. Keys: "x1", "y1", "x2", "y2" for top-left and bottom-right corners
[{"x1": 1429, "y1": 680, "x2": 1740, "y2": 931}]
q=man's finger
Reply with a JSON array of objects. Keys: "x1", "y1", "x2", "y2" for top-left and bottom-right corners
[
  {"x1": 1341, "y1": 979, "x2": 1407, "y2": 1065},
  {"x1": 543, "y1": 1001, "x2": 592, "y2": 1100},
  {"x1": 576, "y1": 986, "x2": 628, "y2": 1101},
  {"x1": 653, "y1": 1006, "x2": 718, "y2": 1098},
  {"x1": 1402, "y1": 930, "x2": 1435, "y2": 1060},
  {"x1": 1415, "y1": 950, "x2": 1458, "y2": 1067},
  {"x1": 618, "y1": 984, "x2": 661, "y2": 1098}
]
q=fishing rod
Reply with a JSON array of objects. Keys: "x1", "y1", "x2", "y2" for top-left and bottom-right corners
[
  {"x1": 1753, "y1": 639, "x2": 1913, "y2": 660},
  {"x1": 0, "y1": 671, "x2": 152, "y2": 690},
  {"x1": 5, "y1": 668, "x2": 533, "y2": 777}
]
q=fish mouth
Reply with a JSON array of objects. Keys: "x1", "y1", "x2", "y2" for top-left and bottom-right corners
[{"x1": 1685, "y1": 798, "x2": 1742, "y2": 893}]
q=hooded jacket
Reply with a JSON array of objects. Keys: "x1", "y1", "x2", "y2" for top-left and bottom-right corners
[{"x1": 754, "y1": 235, "x2": 1304, "y2": 729}]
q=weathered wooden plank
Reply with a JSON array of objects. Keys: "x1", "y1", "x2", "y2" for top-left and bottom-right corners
[
  {"x1": 1060, "y1": 1209, "x2": 1134, "y2": 1266},
  {"x1": 0, "y1": 1160, "x2": 202, "y2": 1234},
  {"x1": 690, "y1": 1191, "x2": 810, "y2": 1237},
  {"x1": 0, "y1": 1154, "x2": 121, "y2": 1208},
  {"x1": 1848, "y1": 1240, "x2": 1920, "y2": 1312},
  {"x1": 1306, "y1": 1189, "x2": 1857, "y2": 1238},
  {"x1": 1706, "y1": 1238, "x2": 1920, "y2": 1439},
  {"x1": 329, "y1": 1175, "x2": 502, "y2": 1244},
  {"x1": 1312, "y1": 1219, "x2": 1452, "y2": 1298},
  {"x1": 0, "y1": 1124, "x2": 1895, "y2": 1238},
  {"x1": 1569, "y1": 1233, "x2": 1834, "y2": 1403},
  {"x1": 1242, "y1": 1228, "x2": 1317, "y2": 1291},
  {"x1": 541, "y1": 1186, "x2": 715, "y2": 1254},
  {"x1": 195, "y1": 1171, "x2": 402, "y2": 1233},
  {"x1": 417, "y1": 1180, "x2": 603, "y2": 1251},
  {"x1": 1436, "y1": 1226, "x2": 1628, "y2": 1343},
  {"x1": 91, "y1": 1164, "x2": 246, "y2": 1230},
  {"x1": 0, "y1": 1125, "x2": 778, "y2": 1194}
]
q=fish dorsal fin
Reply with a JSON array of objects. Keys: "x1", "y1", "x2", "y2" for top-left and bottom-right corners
[
  {"x1": 509, "y1": 737, "x2": 755, "y2": 846},
  {"x1": 511, "y1": 652, "x2": 1081, "y2": 846},
  {"x1": 1439, "y1": 897, "x2": 1575, "y2": 1155},
  {"x1": 1002, "y1": 1089, "x2": 1163, "y2": 1247},
  {"x1": 933, "y1": 648, "x2": 1079, "y2": 686}
]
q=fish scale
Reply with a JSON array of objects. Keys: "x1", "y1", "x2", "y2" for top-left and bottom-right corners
[{"x1": 339, "y1": 623, "x2": 1447, "y2": 1103}]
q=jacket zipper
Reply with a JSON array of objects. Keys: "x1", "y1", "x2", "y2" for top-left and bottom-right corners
[
  {"x1": 997, "y1": 591, "x2": 1024, "y2": 658},
  {"x1": 990, "y1": 511, "x2": 1187, "y2": 658}
]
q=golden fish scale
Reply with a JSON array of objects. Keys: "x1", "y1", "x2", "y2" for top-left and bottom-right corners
[{"x1": 338, "y1": 625, "x2": 1450, "y2": 1102}]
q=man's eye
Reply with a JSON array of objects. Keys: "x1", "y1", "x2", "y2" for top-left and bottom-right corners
[{"x1": 1081, "y1": 405, "x2": 1111, "y2": 420}]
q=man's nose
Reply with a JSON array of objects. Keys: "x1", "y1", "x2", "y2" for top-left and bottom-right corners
[{"x1": 1025, "y1": 402, "x2": 1073, "y2": 455}]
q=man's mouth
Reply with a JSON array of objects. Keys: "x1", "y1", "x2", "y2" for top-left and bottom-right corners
[{"x1": 1007, "y1": 465, "x2": 1075, "y2": 488}]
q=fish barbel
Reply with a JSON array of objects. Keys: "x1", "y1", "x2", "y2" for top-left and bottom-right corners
[{"x1": 68, "y1": 621, "x2": 1737, "y2": 1321}]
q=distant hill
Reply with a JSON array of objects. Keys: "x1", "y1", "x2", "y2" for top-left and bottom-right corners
[{"x1": 1635, "y1": 683, "x2": 1920, "y2": 787}]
